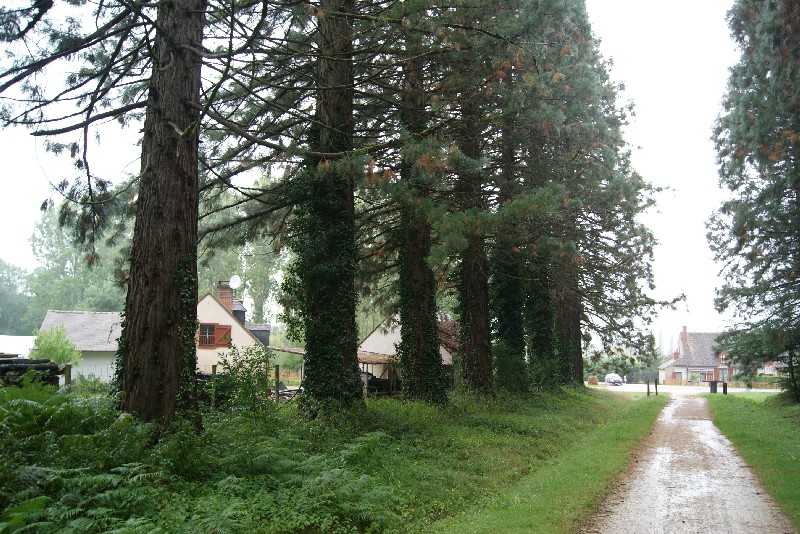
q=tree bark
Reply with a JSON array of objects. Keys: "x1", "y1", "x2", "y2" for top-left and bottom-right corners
[
  {"x1": 492, "y1": 66, "x2": 528, "y2": 392},
  {"x1": 556, "y1": 264, "x2": 584, "y2": 384},
  {"x1": 396, "y1": 38, "x2": 447, "y2": 403},
  {"x1": 299, "y1": 0, "x2": 363, "y2": 409},
  {"x1": 456, "y1": 100, "x2": 493, "y2": 393},
  {"x1": 119, "y1": 0, "x2": 204, "y2": 427}
]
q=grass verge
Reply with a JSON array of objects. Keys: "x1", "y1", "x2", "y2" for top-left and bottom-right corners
[
  {"x1": 429, "y1": 392, "x2": 668, "y2": 533},
  {"x1": 1, "y1": 383, "x2": 667, "y2": 533},
  {"x1": 706, "y1": 393, "x2": 800, "y2": 531}
]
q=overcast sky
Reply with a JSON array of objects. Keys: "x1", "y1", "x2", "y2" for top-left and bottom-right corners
[
  {"x1": 584, "y1": 0, "x2": 738, "y2": 352},
  {"x1": 0, "y1": 2, "x2": 739, "y2": 351}
]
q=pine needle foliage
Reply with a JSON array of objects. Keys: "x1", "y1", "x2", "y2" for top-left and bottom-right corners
[{"x1": 710, "y1": 0, "x2": 800, "y2": 388}]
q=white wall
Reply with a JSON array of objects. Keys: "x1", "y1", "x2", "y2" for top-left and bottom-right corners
[
  {"x1": 359, "y1": 321, "x2": 453, "y2": 365},
  {"x1": 196, "y1": 295, "x2": 260, "y2": 371},
  {"x1": 71, "y1": 351, "x2": 115, "y2": 382}
]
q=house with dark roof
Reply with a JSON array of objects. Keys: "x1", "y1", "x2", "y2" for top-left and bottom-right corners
[
  {"x1": 39, "y1": 282, "x2": 271, "y2": 382},
  {"x1": 658, "y1": 326, "x2": 734, "y2": 385},
  {"x1": 356, "y1": 314, "x2": 458, "y2": 393},
  {"x1": 40, "y1": 311, "x2": 121, "y2": 382}
]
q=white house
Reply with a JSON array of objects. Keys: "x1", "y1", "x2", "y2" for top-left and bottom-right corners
[
  {"x1": 39, "y1": 311, "x2": 120, "y2": 381},
  {"x1": 195, "y1": 291, "x2": 262, "y2": 373},
  {"x1": 357, "y1": 315, "x2": 457, "y2": 392},
  {"x1": 38, "y1": 282, "x2": 270, "y2": 381}
]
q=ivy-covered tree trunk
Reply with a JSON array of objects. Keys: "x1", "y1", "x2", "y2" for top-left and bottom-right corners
[
  {"x1": 397, "y1": 44, "x2": 447, "y2": 404},
  {"x1": 119, "y1": 0, "x2": 205, "y2": 427},
  {"x1": 491, "y1": 67, "x2": 528, "y2": 393},
  {"x1": 294, "y1": 0, "x2": 363, "y2": 411},
  {"x1": 455, "y1": 100, "x2": 493, "y2": 393},
  {"x1": 525, "y1": 261, "x2": 557, "y2": 388},
  {"x1": 556, "y1": 262, "x2": 583, "y2": 384}
]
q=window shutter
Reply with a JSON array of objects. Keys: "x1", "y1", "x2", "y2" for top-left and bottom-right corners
[{"x1": 215, "y1": 325, "x2": 232, "y2": 347}]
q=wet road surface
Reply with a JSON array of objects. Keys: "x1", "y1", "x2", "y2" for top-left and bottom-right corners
[{"x1": 584, "y1": 395, "x2": 795, "y2": 533}]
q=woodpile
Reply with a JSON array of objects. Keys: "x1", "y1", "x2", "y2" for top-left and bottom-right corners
[{"x1": 0, "y1": 357, "x2": 62, "y2": 386}]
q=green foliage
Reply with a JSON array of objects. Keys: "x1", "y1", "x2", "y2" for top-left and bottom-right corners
[
  {"x1": 710, "y1": 0, "x2": 800, "y2": 370},
  {"x1": 0, "y1": 259, "x2": 34, "y2": 336},
  {"x1": 23, "y1": 210, "x2": 126, "y2": 330},
  {"x1": 584, "y1": 347, "x2": 646, "y2": 381},
  {"x1": 217, "y1": 344, "x2": 274, "y2": 412},
  {"x1": 0, "y1": 378, "x2": 669, "y2": 533},
  {"x1": 175, "y1": 255, "x2": 201, "y2": 426},
  {"x1": 67, "y1": 375, "x2": 112, "y2": 397},
  {"x1": 281, "y1": 158, "x2": 364, "y2": 413},
  {"x1": 29, "y1": 326, "x2": 81, "y2": 366},
  {"x1": 707, "y1": 394, "x2": 800, "y2": 530}
]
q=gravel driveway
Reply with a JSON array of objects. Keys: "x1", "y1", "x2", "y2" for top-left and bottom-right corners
[{"x1": 583, "y1": 394, "x2": 795, "y2": 533}]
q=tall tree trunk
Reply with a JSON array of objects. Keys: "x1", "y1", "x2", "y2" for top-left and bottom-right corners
[
  {"x1": 492, "y1": 67, "x2": 528, "y2": 392},
  {"x1": 397, "y1": 45, "x2": 447, "y2": 403},
  {"x1": 456, "y1": 100, "x2": 493, "y2": 393},
  {"x1": 297, "y1": 0, "x2": 362, "y2": 411},
  {"x1": 525, "y1": 260, "x2": 557, "y2": 388},
  {"x1": 119, "y1": 0, "x2": 205, "y2": 427},
  {"x1": 556, "y1": 262, "x2": 583, "y2": 384}
]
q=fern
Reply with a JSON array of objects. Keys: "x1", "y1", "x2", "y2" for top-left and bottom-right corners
[{"x1": 0, "y1": 496, "x2": 49, "y2": 533}]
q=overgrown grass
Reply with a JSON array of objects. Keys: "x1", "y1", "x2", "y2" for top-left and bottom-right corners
[
  {"x1": 706, "y1": 393, "x2": 800, "y2": 531},
  {"x1": 0, "y1": 383, "x2": 666, "y2": 533},
  {"x1": 428, "y1": 392, "x2": 668, "y2": 533}
]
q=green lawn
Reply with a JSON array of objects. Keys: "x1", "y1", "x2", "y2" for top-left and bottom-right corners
[
  {"x1": 706, "y1": 393, "x2": 800, "y2": 531},
  {"x1": 428, "y1": 392, "x2": 667, "y2": 533}
]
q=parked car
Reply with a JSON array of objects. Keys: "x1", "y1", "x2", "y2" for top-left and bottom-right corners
[{"x1": 605, "y1": 373, "x2": 623, "y2": 386}]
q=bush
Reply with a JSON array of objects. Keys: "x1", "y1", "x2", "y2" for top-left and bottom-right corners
[
  {"x1": 29, "y1": 326, "x2": 81, "y2": 366},
  {"x1": 215, "y1": 344, "x2": 274, "y2": 411}
]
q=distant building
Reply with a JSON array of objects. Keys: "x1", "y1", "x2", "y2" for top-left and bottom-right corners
[{"x1": 658, "y1": 326, "x2": 734, "y2": 384}]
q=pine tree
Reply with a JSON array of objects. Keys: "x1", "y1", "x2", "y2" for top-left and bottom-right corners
[
  {"x1": 710, "y1": 0, "x2": 800, "y2": 388},
  {"x1": 395, "y1": 19, "x2": 448, "y2": 403},
  {"x1": 285, "y1": 0, "x2": 364, "y2": 413}
]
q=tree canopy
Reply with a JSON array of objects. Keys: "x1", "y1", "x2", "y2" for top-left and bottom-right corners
[
  {"x1": 710, "y1": 0, "x2": 800, "y2": 397},
  {"x1": 0, "y1": 0, "x2": 665, "y2": 415}
]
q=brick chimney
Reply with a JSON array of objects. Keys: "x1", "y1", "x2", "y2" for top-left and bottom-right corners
[
  {"x1": 682, "y1": 325, "x2": 688, "y2": 344},
  {"x1": 216, "y1": 281, "x2": 233, "y2": 311}
]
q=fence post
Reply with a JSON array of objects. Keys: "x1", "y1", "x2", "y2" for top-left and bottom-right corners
[
  {"x1": 274, "y1": 364, "x2": 280, "y2": 402},
  {"x1": 211, "y1": 364, "x2": 217, "y2": 407},
  {"x1": 63, "y1": 364, "x2": 72, "y2": 386},
  {"x1": 654, "y1": 379, "x2": 658, "y2": 395},
  {"x1": 723, "y1": 381, "x2": 728, "y2": 395},
  {"x1": 646, "y1": 379, "x2": 650, "y2": 396}
]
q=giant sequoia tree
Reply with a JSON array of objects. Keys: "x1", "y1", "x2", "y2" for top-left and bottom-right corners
[
  {"x1": 0, "y1": 0, "x2": 205, "y2": 426},
  {"x1": 1, "y1": 0, "x2": 664, "y2": 409},
  {"x1": 710, "y1": 0, "x2": 800, "y2": 390},
  {"x1": 120, "y1": 0, "x2": 205, "y2": 425}
]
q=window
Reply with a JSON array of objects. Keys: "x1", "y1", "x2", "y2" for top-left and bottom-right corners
[
  {"x1": 199, "y1": 324, "x2": 215, "y2": 346},
  {"x1": 700, "y1": 371, "x2": 714, "y2": 382},
  {"x1": 674, "y1": 372, "x2": 682, "y2": 380},
  {"x1": 198, "y1": 323, "x2": 232, "y2": 348}
]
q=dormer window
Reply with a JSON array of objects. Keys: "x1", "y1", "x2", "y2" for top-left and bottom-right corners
[{"x1": 719, "y1": 353, "x2": 728, "y2": 365}]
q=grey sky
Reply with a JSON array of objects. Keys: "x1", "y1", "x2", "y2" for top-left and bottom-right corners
[{"x1": 585, "y1": 0, "x2": 738, "y2": 349}]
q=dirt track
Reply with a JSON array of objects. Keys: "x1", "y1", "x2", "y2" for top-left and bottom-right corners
[{"x1": 583, "y1": 395, "x2": 795, "y2": 534}]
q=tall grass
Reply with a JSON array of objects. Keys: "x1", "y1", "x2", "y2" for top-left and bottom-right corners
[
  {"x1": 428, "y1": 393, "x2": 668, "y2": 533},
  {"x1": 1, "y1": 382, "x2": 667, "y2": 533},
  {"x1": 706, "y1": 393, "x2": 800, "y2": 530}
]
